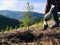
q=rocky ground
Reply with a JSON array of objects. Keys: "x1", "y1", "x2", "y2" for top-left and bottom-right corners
[{"x1": 0, "y1": 21, "x2": 60, "y2": 45}]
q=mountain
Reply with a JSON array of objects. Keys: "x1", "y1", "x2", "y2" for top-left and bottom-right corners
[
  {"x1": 0, "y1": 15, "x2": 20, "y2": 30},
  {"x1": 0, "y1": 10, "x2": 44, "y2": 21}
]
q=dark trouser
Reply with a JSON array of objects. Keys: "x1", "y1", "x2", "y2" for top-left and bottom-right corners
[{"x1": 51, "y1": 6, "x2": 60, "y2": 24}]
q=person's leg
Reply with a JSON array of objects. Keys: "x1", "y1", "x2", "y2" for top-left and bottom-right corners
[
  {"x1": 43, "y1": 6, "x2": 60, "y2": 30},
  {"x1": 52, "y1": 12, "x2": 59, "y2": 24},
  {"x1": 50, "y1": 6, "x2": 60, "y2": 29}
]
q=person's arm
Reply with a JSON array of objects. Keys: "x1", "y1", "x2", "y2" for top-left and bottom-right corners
[{"x1": 44, "y1": 0, "x2": 51, "y2": 15}]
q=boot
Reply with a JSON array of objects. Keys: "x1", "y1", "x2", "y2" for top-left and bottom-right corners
[
  {"x1": 43, "y1": 24, "x2": 48, "y2": 30},
  {"x1": 50, "y1": 23, "x2": 60, "y2": 29},
  {"x1": 43, "y1": 21, "x2": 48, "y2": 30}
]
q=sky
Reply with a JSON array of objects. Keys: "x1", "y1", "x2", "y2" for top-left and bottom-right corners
[{"x1": 0, "y1": 0, "x2": 46, "y2": 13}]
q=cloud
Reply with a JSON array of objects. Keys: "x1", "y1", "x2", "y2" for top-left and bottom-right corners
[
  {"x1": 32, "y1": 2, "x2": 46, "y2": 13},
  {"x1": 0, "y1": 0, "x2": 46, "y2": 13},
  {"x1": 0, "y1": 0, "x2": 27, "y2": 11}
]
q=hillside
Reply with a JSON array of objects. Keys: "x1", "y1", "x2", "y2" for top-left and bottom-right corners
[
  {"x1": 0, "y1": 10, "x2": 44, "y2": 21},
  {"x1": 0, "y1": 21, "x2": 60, "y2": 45},
  {"x1": 0, "y1": 15, "x2": 20, "y2": 30}
]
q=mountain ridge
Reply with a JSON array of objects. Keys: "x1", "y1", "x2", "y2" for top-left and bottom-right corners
[
  {"x1": 0, "y1": 15, "x2": 20, "y2": 30},
  {"x1": 0, "y1": 10, "x2": 44, "y2": 21}
]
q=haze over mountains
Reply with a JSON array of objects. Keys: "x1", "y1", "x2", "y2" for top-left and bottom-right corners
[
  {"x1": 0, "y1": 10, "x2": 44, "y2": 21},
  {"x1": 0, "y1": 10, "x2": 44, "y2": 30}
]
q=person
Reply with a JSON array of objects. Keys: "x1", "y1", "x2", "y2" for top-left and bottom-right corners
[{"x1": 43, "y1": 0, "x2": 60, "y2": 30}]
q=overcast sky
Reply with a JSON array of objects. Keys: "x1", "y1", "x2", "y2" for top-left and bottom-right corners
[{"x1": 0, "y1": 0, "x2": 46, "y2": 13}]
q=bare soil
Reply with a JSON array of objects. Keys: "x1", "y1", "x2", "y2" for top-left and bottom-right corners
[{"x1": 0, "y1": 23, "x2": 60, "y2": 45}]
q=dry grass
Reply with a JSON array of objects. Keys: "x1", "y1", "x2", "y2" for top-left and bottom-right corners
[{"x1": 0, "y1": 20, "x2": 60, "y2": 45}]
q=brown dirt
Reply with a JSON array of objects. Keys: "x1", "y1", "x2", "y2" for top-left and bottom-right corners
[{"x1": 0, "y1": 23, "x2": 60, "y2": 45}]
